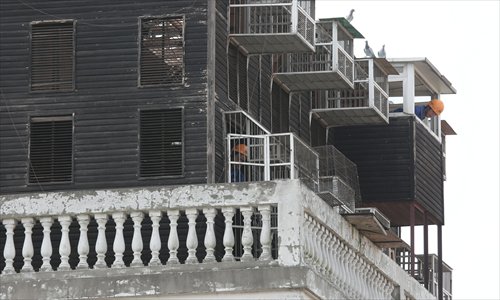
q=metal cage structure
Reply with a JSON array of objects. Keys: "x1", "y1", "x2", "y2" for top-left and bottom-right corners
[
  {"x1": 227, "y1": 132, "x2": 319, "y2": 192},
  {"x1": 229, "y1": 0, "x2": 315, "y2": 54},
  {"x1": 313, "y1": 145, "x2": 361, "y2": 212},
  {"x1": 272, "y1": 18, "x2": 356, "y2": 91},
  {"x1": 311, "y1": 58, "x2": 396, "y2": 127}
]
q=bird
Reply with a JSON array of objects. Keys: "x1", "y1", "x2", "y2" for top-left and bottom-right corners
[
  {"x1": 346, "y1": 9, "x2": 355, "y2": 22},
  {"x1": 378, "y1": 45, "x2": 386, "y2": 58},
  {"x1": 364, "y1": 41, "x2": 375, "y2": 58}
]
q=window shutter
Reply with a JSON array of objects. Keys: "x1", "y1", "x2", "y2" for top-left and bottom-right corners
[
  {"x1": 140, "y1": 108, "x2": 183, "y2": 177},
  {"x1": 29, "y1": 116, "x2": 73, "y2": 183},
  {"x1": 140, "y1": 16, "x2": 184, "y2": 86},
  {"x1": 31, "y1": 21, "x2": 74, "y2": 91}
]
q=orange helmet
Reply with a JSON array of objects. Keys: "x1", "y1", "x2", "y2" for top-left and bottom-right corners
[
  {"x1": 428, "y1": 99, "x2": 444, "y2": 115},
  {"x1": 232, "y1": 144, "x2": 248, "y2": 158}
]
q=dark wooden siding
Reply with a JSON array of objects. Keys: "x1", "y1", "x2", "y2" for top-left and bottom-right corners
[
  {"x1": 332, "y1": 116, "x2": 414, "y2": 202},
  {"x1": 415, "y1": 121, "x2": 444, "y2": 223},
  {"x1": 332, "y1": 116, "x2": 445, "y2": 224},
  {"x1": 0, "y1": 0, "x2": 208, "y2": 194}
]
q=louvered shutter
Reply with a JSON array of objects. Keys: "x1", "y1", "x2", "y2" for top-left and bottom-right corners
[
  {"x1": 30, "y1": 21, "x2": 74, "y2": 91},
  {"x1": 29, "y1": 116, "x2": 73, "y2": 183},
  {"x1": 140, "y1": 108, "x2": 183, "y2": 177},
  {"x1": 140, "y1": 16, "x2": 184, "y2": 86}
]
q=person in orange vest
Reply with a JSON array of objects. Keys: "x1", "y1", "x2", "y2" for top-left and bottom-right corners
[
  {"x1": 394, "y1": 99, "x2": 444, "y2": 120},
  {"x1": 231, "y1": 144, "x2": 248, "y2": 182}
]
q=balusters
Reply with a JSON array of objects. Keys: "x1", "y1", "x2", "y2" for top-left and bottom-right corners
[
  {"x1": 240, "y1": 207, "x2": 254, "y2": 262},
  {"x1": 130, "y1": 212, "x2": 144, "y2": 267},
  {"x1": 94, "y1": 214, "x2": 108, "y2": 269},
  {"x1": 2, "y1": 219, "x2": 16, "y2": 274},
  {"x1": 258, "y1": 205, "x2": 271, "y2": 261},
  {"x1": 40, "y1": 217, "x2": 53, "y2": 271},
  {"x1": 203, "y1": 208, "x2": 216, "y2": 263},
  {"x1": 185, "y1": 209, "x2": 199, "y2": 264},
  {"x1": 149, "y1": 211, "x2": 162, "y2": 266},
  {"x1": 166, "y1": 209, "x2": 180, "y2": 264},
  {"x1": 20, "y1": 218, "x2": 34, "y2": 272},
  {"x1": 112, "y1": 212, "x2": 126, "y2": 268},
  {"x1": 76, "y1": 215, "x2": 90, "y2": 269},
  {"x1": 58, "y1": 216, "x2": 72, "y2": 271},
  {"x1": 222, "y1": 207, "x2": 235, "y2": 262}
]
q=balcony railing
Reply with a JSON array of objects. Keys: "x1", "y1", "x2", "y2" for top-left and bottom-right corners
[
  {"x1": 311, "y1": 58, "x2": 393, "y2": 127},
  {"x1": 229, "y1": 0, "x2": 315, "y2": 54},
  {"x1": 0, "y1": 181, "x2": 434, "y2": 299},
  {"x1": 272, "y1": 19, "x2": 356, "y2": 91},
  {"x1": 227, "y1": 132, "x2": 319, "y2": 192},
  {"x1": 389, "y1": 102, "x2": 442, "y2": 141}
]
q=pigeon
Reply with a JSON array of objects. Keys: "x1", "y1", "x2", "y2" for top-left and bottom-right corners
[
  {"x1": 378, "y1": 45, "x2": 386, "y2": 58},
  {"x1": 364, "y1": 41, "x2": 375, "y2": 58},
  {"x1": 346, "y1": 9, "x2": 355, "y2": 22}
]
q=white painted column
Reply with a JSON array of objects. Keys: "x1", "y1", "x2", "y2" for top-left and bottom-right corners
[
  {"x1": 40, "y1": 217, "x2": 53, "y2": 271},
  {"x1": 167, "y1": 209, "x2": 180, "y2": 264},
  {"x1": 112, "y1": 212, "x2": 126, "y2": 268},
  {"x1": 58, "y1": 215, "x2": 72, "y2": 271},
  {"x1": 94, "y1": 214, "x2": 108, "y2": 268},
  {"x1": 185, "y1": 208, "x2": 199, "y2": 264},
  {"x1": 20, "y1": 218, "x2": 35, "y2": 272},
  {"x1": 131, "y1": 212, "x2": 144, "y2": 267},
  {"x1": 258, "y1": 205, "x2": 272, "y2": 261},
  {"x1": 203, "y1": 208, "x2": 217, "y2": 263},
  {"x1": 148, "y1": 210, "x2": 162, "y2": 266},
  {"x1": 221, "y1": 207, "x2": 235, "y2": 262},
  {"x1": 240, "y1": 207, "x2": 254, "y2": 262},
  {"x1": 76, "y1": 214, "x2": 90, "y2": 269},
  {"x1": 2, "y1": 219, "x2": 17, "y2": 274}
]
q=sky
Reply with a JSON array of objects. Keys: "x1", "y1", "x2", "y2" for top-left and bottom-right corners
[{"x1": 315, "y1": 1, "x2": 500, "y2": 299}]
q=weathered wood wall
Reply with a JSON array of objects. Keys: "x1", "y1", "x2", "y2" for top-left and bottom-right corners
[{"x1": 0, "y1": 0, "x2": 209, "y2": 193}]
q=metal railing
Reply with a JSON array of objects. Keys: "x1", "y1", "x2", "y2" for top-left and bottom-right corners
[
  {"x1": 229, "y1": 0, "x2": 315, "y2": 47},
  {"x1": 227, "y1": 132, "x2": 319, "y2": 191},
  {"x1": 273, "y1": 41, "x2": 354, "y2": 85},
  {"x1": 389, "y1": 102, "x2": 441, "y2": 141},
  {"x1": 311, "y1": 59, "x2": 389, "y2": 120}
]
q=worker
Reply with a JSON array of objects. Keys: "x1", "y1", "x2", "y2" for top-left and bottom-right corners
[
  {"x1": 231, "y1": 143, "x2": 248, "y2": 182},
  {"x1": 393, "y1": 99, "x2": 444, "y2": 120}
]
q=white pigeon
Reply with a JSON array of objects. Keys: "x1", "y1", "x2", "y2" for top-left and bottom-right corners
[
  {"x1": 378, "y1": 45, "x2": 386, "y2": 58},
  {"x1": 346, "y1": 9, "x2": 355, "y2": 22},
  {"x1": 364, "y1": 41, "x2": 375, "y2": 58}
]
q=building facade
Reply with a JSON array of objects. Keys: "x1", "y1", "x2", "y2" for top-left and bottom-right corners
[{"x1": 0, "y1": 1, "x2": 454, "y2": 299}]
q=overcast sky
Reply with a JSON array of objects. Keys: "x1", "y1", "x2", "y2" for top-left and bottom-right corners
[{"x1": 314, "y1": 1, "x2": 500, "y2": 299}]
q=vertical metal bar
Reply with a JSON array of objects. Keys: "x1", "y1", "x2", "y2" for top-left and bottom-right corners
[
  {"x1": 227, "y1": 135, "x2": 232, "y2": 182},
  {"x1": 289, "y1": 134, "x2": 295, "y2": 179},
  {"x1": 291, "y1": 0, "x2": 298, "y2": 34},
  {"x1": 368, "y1": 59, "x2": 375, "y2": 108},
  {"x1": 410, "y1": 203, "x2": 415, "y2": 278},
  {"x1": 438, "y1": 224, "x2": 443, "y2": 300},
  {"x1": 423, "y1": 212, "x2": 429, "y2": 289},
  {"x1": 264, "y1": 135, "x2": 270, "y2": 181}
]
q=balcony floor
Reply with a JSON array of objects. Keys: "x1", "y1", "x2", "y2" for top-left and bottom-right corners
[
  {"x1": 274, "y1": 71, "x2": 352, "y2": 92},
  {"x1": 312, "y1": 107, "x2": 389, "y2": 127},
  {"x1": 230, "y1": 34, "x2": 314, "y2": 54}
]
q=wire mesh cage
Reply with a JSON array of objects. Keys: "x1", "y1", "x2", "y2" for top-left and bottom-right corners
[{"x1": 314, "y1": 145, "x2": 361, "y2": 210}]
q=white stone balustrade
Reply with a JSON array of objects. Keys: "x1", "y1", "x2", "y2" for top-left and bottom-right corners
[
  {"x1": 0, "y1": 204, "x2": 274, "y2": 273},
  {"x1": 0, "y1": 181, "x2": 433, "y2": 300}
]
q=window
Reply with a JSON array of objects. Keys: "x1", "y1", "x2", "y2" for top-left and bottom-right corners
[
  {"x1": 139, "y1": 108, "x2": 183, "y2": 177},
  {"x1": 140, "y1": 16, "x2": 184, "y2": 86},
  {"x1": 29, "y1": 116, "x2": 73, "y2": 184},
  {"x1": 30, "y1": 21, "x2": 75, "y2": 91}
]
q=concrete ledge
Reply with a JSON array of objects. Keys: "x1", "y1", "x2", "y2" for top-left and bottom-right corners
[{"x1": 0, "y1": 263, "x2": 342, "y2": 300}]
